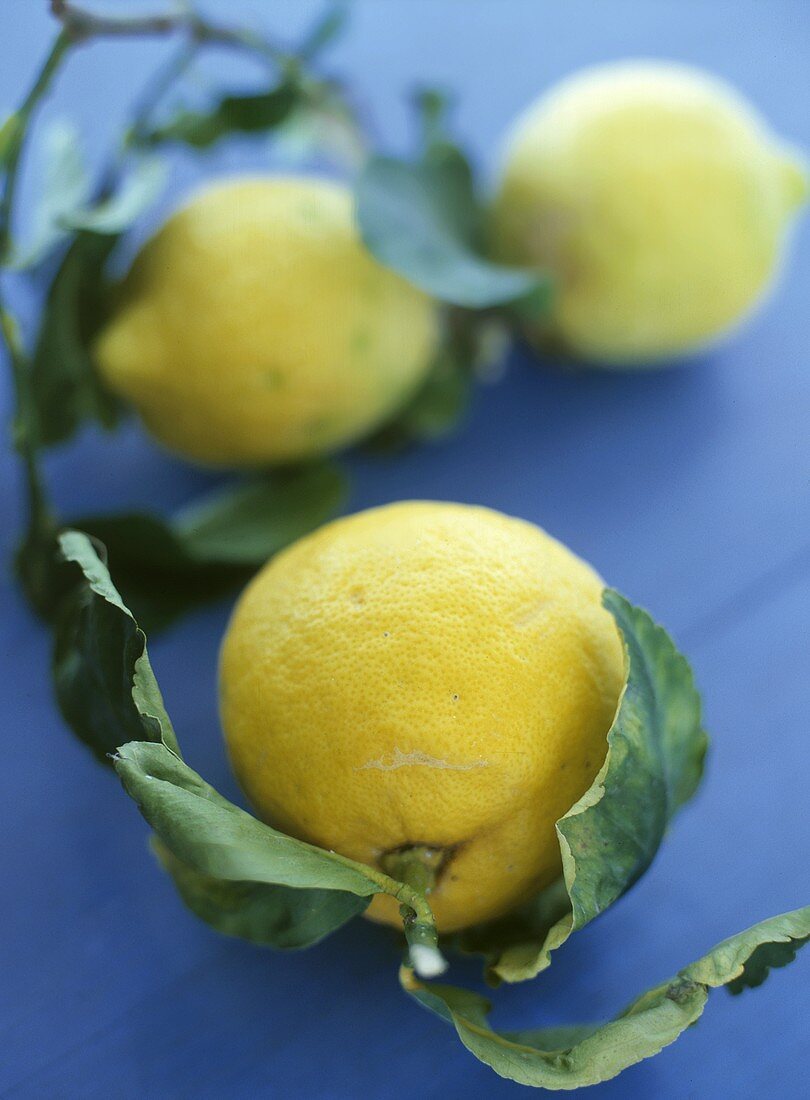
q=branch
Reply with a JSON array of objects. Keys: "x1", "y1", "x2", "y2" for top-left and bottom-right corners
[
  {"x1": 51, "y1": 1, "x2": 175, "y2": 38},
  {"x1": 50, "y1": 1, "x2": 289, "y2": 64},
  {"x1": 0, "y1": 31, "x2": 72, "y2": 259}
]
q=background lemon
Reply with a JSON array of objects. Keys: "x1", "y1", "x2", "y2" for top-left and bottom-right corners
[
  {"x1": 95, "y1": 176, "x2": 438, "y2": 466},
  {"x1": 491, "y1": 61, "x2": 807, "y2": 365},
  {"x1": 219, "y1": 501, "x2": 624, "y2": 933}
]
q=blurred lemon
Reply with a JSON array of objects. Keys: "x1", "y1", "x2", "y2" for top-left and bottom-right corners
[
  {"x1": 491, "y1": 61, "x2": 807, "y2": 365},
  {"x1": 219, "y1": 501, "x2": 624, "y2": 932},
  {"x1": 95, "y1": 176, "x2": 438, "y2": 466}
]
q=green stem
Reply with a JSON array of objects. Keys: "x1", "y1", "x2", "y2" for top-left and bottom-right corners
[
  {"x1": 123, "y1": 37, "x2": 201, "y2": 151},
  {"x1": 0, "y1": 35, "x2": 76, "y2": 601},
  {"x1": 0, "y1": 30, "x2": 75, "y2": 532},
  {"x1": 191, "y1": 21, "x2": 291, "y2": 68},
  {"x1": 380, "y1": 845, "x2": 445, "y2": 896},
  {"x1": 380, "y1": 846, "x2": 448, "y2": 978},
  {"x1": 292, "y1": 841, "x2": 446, "y2": 978},
  {"x1": 51, "y1": 0, "x2": 178, "y2": 39},
  {"x1": 0, "y1": 298, "x2": 60, "y2": 627},
  {"x1": 0, "y1": 30, "x2": 73, "y2": 260},
  {"x1": 0, "y1": 304, "x2": 50, "y2": 524},
  {"x1": 51, "y1": 0, "x2": 292, "y2": 66}
]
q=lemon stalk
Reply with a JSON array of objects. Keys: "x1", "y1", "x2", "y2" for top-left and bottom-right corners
[
  {"x1": 380, "y1": 847, "x2": 448, "y2": 979},
  {"x1": 298, "y1": 841, "x2": 446, "y2": 978}
]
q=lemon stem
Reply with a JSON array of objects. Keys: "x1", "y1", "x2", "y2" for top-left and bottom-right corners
[{"x1": 380, "y1": 846, "x2": 448, "y2": 979}]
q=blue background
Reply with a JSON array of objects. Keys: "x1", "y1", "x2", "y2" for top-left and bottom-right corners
[{"x1": 2, "y1": 1, "x2": 808, "y2": 1096}]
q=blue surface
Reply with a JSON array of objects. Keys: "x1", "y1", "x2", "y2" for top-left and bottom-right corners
[{"x1": 2, "y1": 2, "x2": 809, "y2": 1097}]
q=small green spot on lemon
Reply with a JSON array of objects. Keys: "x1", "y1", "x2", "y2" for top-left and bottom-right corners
[
  {"x1": 263, "y1": 369, "x2": 285, "y2": 390},
  {"x1": 351, "y1": 329, "x2": 372, "y2": 355}
]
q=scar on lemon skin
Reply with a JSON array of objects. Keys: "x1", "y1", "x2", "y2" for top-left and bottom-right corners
[{"x1": 357, "y1": 748, "x2": 490, "y2": 772}]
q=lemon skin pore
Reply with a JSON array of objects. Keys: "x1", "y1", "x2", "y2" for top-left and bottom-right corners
[{"x1": 219, "y1": 501, "x2": 625, "y2": 933}]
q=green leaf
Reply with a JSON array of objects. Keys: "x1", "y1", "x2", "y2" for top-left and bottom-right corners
[
  {"x1": 8, "y1": 119, "x2": 91, "y2": 269},
  {"x1": 458, "y1": 590, "x2": 708, "y2": 983},
  {"x1": 66, "y1": 511, "x2": 233, "y2": 634},
  {"x1": 452, "y1": 880, "x2": 572, "y2": 981},
  {"x1": 54, "y1": 530, "x2": 180, "y2": 763},
  {"x1": 365, "y1": 309, "x2": 512, "y2": 452},
  {"x1": 686, "y1": 908, "x2": 810, "y2": 993},
  {"x1": 356, "y1": 151, "x2": 550, "y2": 308},
  {"x1": 14, "y1": 506, "x2": 74, "y2": 622},
  {"x1": 365, "y1": 332, "x2": 472, "y2": 451},
  {"x1": 114, "y1": 739, "x2": 382, "y2": 892},
  {"x1": 49, "y1": 528, "x2": 441, "y2": 963},
  {"x1": 61, "y1": 157, "x2": 165, "y2": 235},
  {"x1": 22, "y1": 155, "x2": 161, "y2": 446},
  {"x1": 30, "y1": 231, "x2": 122, "y2": 446},
  {"x1": 403, "y1": 906, "x2": 810, "y2": 1090},
  {"x1": 76, "y1": 463, "x2": 347, "y2": 633},
  {"x1": 116, "y1": 739, "x2": 445, "y2": 973},
  {"x1": 0, "y1": 113, "x2": 22, "y2": 168},
  {"x1": 175, "y1": 464, "x2": 346, "y2": 564},
  {"x1": 274, "y1": 91, "x2": 367, "y2": 173},
  {"x1": 7, "y1": 300, "x2": 68, "y2": 619},
  {"x1": 390, "y1": 347, "x2": 471, "y2": 443},
  {"x1": 153, "y1": 839, "x2": 368, "y2": 949},
  {"x1": 144, "y1": 82, "x2": 301, "y2": 149}
]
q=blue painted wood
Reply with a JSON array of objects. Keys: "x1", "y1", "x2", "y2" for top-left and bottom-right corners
[{"x1": 1, "y1": 2, "x2": 808, "y2": 1097}]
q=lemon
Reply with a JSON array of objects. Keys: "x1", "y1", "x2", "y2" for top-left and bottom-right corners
[
  {"x1": 95, "y1": 176, "x2": 438, "y2": 466},
  {"x1": 491, "y1": 61, "x2": 807, "y2": 365},
  {"x1": 219, "y1": 501, "x2": 624, "y2": 933}
]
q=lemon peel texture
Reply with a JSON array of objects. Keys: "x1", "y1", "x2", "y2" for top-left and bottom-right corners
[{"x1": 219, "y1": 501, "x2": 624, "y2": 932}]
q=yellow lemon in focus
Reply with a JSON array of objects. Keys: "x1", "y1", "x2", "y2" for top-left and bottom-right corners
[
  {"x1": 95, "y1": 176, "x2": 438, "y2": 466},
  {"x1": 491, "y1": 61, "x2": 808, "y2": 366},
  {"x1": 219, "y1": 501, "x2": 624, "y2": 933}
]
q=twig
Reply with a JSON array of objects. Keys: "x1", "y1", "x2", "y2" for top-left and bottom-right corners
[
  {"x1": 123, "y1": 37, "x2": 200, "y2": 149},
  {"x1": 0, "y1": 30, "x2": 74, "y2": 526},
  {"x1": 0, "y1": 31, "x2": 72, "y2": 260},
  {"x1": 51, "y1": 0, "x2": 176, "y2": 38},
  {"x1": 0, "y1": 301, "x2": 52, "y2": 528},
  {"x1": 50, "y1": 0, "x2": 291, "y2": 65}
]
